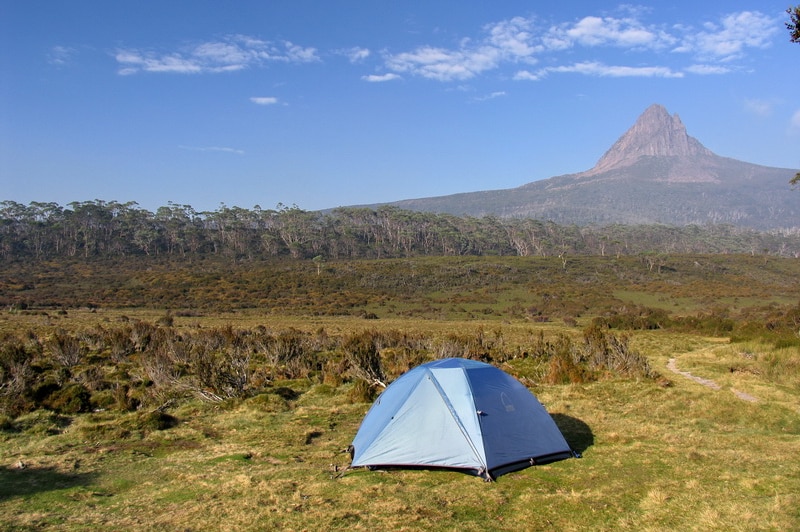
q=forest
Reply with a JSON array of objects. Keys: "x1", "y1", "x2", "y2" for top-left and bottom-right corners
[{"x1": 2, "y1": 199, "x2": 799, "y2": 261}]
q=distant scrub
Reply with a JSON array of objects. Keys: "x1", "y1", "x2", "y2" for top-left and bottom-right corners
[
  {"x1": 592, "y1": 305, "x2": 672, "y2": 330},
  {"x1": 595, "y1": 300, "x2": 800, "y2": 349}
]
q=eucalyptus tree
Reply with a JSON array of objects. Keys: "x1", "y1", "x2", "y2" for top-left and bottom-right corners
[
  {"x1": 788, "y1": 6, "x2": 800, "y2": 43},
  {"x1": 789, "y1": 6, "x2": 800, "y2": 187},
  {"x1": 273, "y1": 203, "x2": 321, "y2": 259},
  {"x1": 0, "y1": 201, "x2": 29, "y2": 259}
]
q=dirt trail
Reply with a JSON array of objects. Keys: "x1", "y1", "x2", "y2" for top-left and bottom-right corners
[{"x1": 667, "y1": 357, "x2": 758, "y2": 402}]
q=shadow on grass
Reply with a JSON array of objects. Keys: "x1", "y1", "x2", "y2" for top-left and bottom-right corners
[
  {"x1": 551, "y1": 413, "x2": 594, "y2": 455},
  {"x1": 0, "y1": 464, "x2": 97, "y2": 501}
]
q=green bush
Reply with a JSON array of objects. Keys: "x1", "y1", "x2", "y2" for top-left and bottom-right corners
[
  {"x1": 347, "y1": 378, "x2": 377, "y2": 403},
  {"x1": 44, "y1": 383, "x2": 92, "y2": 414},
  {"x1": 0, "y1": 413, "x2": 15, "y2": 431},
  {"x1": 138, "y1": 410, "x2": 179, "y2": 431},
  {"x1": 250, "y1": 393, "x2": 289, "y2": 412}
]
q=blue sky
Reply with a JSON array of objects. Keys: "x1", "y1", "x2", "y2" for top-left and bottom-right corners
[{"x1": 2, "y1": 1, "x2": 799, "y2": 213}]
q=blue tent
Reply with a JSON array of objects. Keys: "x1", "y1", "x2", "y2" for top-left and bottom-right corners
[{"x1": 350, "y1": 358, "x2": 575, "y2": 480}]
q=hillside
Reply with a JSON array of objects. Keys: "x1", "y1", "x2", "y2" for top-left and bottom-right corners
[{"x1": 384, "y1": 105, "x2": 798, "y2": 230}]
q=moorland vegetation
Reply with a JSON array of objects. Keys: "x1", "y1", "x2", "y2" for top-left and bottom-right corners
[{"x1": 1, "y1": 207, "x2": 799, "y2": 529}]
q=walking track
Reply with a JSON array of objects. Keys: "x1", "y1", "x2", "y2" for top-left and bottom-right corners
[{"x1": 667, "y1": 357, "x2": 758, "y2": 402}]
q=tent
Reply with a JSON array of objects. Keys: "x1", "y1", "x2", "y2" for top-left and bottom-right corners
[{"x1": 349, "y1": 357, "x2": 575, "y2": 481}]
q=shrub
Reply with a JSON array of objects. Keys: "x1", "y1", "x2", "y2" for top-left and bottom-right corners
[
  {"x1": 0, "y1": 414, "x2": 15, "y2": 431},
  {"x1": 138, "y1": 410, "x2": 179, "y2": 431},
  {"x1": 529, "y1": 328, "x2": 658, "y2": 384},
  {"x1": 347, "y1": 378, "x2": 377, "y2": 403},
  {"x1": 47, "y1": 330, "x2": 86, "y2": 368},
  {"x1": 342, "y1": 331, "x2": 386, "y2": 387},
  {"x1": 434, "y1": 330, "x2": 491, "y2": 361},
  {"x1": 541, "y1": 335, "x2": 589, "y2": 384},
  {"x1": 249, "y1": 391, "x2": 291, "y2": 413},
  {"x1": 582, "y1": 325, "x2": 657, "y2": 380},
  {"x1": 257, "y1": 328, "x2": 318, "y2": 378},
  {"x1": 90, "y1": 389, "x2": 117, "y2": 411},
  {"x1": 44, "y1": 383, "x2": 92, "y2": 414},
  {"x1": 593, "y1": 305, "x2": 671, "y2": 330},
  {"x1": 189, "y1": 344, "x2": 252, "y2": 402},
  {"x1": 156, "y1": 312, "x2": 175, "y2": 327},
  {"x1": 0, "y1": 335, "x2": 36, "y2": 416},
  {"x1": 321, "y1": 358, "x2": 346, "y2": 387}
]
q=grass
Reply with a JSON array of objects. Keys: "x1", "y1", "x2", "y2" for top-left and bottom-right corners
[
  {"x1": 1, "y1": 255, "x2": 799, "y2": 530},
  {"x1": 1, "y1": 316, "x2": 798, "y2": 530}
]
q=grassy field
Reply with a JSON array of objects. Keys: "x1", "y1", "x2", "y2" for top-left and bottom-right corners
[{"x1": 1, "y1": 255, "x2": 799, "y2": 530}]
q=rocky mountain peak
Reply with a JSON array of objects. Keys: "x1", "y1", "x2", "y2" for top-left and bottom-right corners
[{"x1": 588, "y1": 104, "x2": 714, "y2": 174}]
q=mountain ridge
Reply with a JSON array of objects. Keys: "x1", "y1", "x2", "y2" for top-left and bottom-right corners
[{"x1": 377, "y1": 104, "x2": 798, "y2": 230}]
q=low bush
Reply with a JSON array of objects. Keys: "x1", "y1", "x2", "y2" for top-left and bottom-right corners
[
  {"x1": 342, "y1": 330, "x2": 386, "y2": 387},
  {"x1": 347, "y1": 378, "x2": 377, "y2": 403},
  {"x1": 43, "y1": 383, "x2": 92, "y2": 414}
]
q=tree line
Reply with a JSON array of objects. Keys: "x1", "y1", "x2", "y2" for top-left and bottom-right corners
[{"x1": 1, "y1": 200, "x2": 798, "y2": 261}]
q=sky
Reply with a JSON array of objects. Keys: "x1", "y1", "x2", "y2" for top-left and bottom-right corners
[{"x1": 2, "y1": 1, "x2": 799, "y2": 213}]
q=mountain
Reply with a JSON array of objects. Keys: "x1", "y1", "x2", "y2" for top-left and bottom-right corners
[{"x1": 382, "y1": 104, "x2": 798, "y2": 230}]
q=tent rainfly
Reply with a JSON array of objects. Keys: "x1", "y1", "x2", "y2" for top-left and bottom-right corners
[{"x1": 349, "y1": 357, "x2": 576, "y2": 481}]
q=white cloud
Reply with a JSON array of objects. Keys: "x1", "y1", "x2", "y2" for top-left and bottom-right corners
[
  {"x1": 115, "y1": 35, "x2": 319, "y2": 75},
  {"x1": 684, "y1": 64, "x2": 731, "y2": 75},
  {"x1": 361, "y1": 73, "x2": 401, "y2": 82},
  {"x1": 678, "y1": 11, "x2": 777, "y2": 61},
  {"x1": 250, "y1": 97, "x2": 279, "y2": 105},
  {"x1": 383, "y1": 17, "x2": 540, "y2": 81},
  {"x1": 386, "y1": 46, "x2": 484, "y2": 81},
  {"x1": 378, "y1": 9, "x2": 779, "y2": 83},
  {"x1": 513, "y1": 70, "x2": 543, "y2": 81},
  {"x1": 179, "y1": 145, "x2": 244, "y2": 155},
  {"x1": 792, "y1": 109, "x2": 800, "y2": 130},
  {"x1": 743, "y1": 99, "x2": 774, "y2": 117},
  {"x1": 518, "y1": 61, "x2": 682, "y2": 80},
  {"x1": 343, "y1": 47, "x2": 371, "y2": 63},
  {"x1": 472, "y1": 91, "x2": 507, "y2": 102},
  {"x1": 547, "y1": 15, "x2": 673, "y2": 50},
  {"x1": 48, "y1": 45, "x2": 76, "y2": 66},
  {"x1": 484, "y1": 17, "x2": 541, "y2": 59},
  {"x1": 283, "y1": 41, "x2": 319, "y2": 63},
  {"x1": 113, "y1": 9, "x2": 780, "y2": 83}
]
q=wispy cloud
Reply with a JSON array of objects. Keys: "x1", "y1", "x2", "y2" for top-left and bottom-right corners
[
  {"x1": 680, "y1": 11, "x2": 778, "y2": 61},
  {"x1": 112, "y1": 9, "x2": 780, "y2": 83},
  {"x1": 516, "y1": 61, "x2": 682, "y2": 81},
  {"x1": 361, "y1": 73, "x2": 401, "y2": 82},
  {"x1": 378, "y1": 10, "x2": 778, "y2": 83},
  {"x1": 383, "y1": 17, "x2": 537, "y2": 82},
  {"x1": 342, "y1": 47, "x2": 371, "y2": 63},
  {"x1": 250, "y1": 96, "x2": 279, "y2": 105},
  {"x1": 791, "y1": 109, "x2": 800, "y2": 130},
  {"x1": 472, "y1": 91, "x2": 507, "y2": 102},
  {"x1": 544, "y1": 15, "x2": 674, "y2": 50},
  {"x1": 684, "y1": 64, "x2": 731, "y2": 75},
  {"x1": 48, "y1": 45, "x2": 77, "y2": 66},
  {"x1": 116, "y1": 35, "x2": 319, "y2": 75},
  {"x1": 179, "y1": 145, "x2": 244, "y2": 155},
  {"x1": 743, "y1": 98, "x2": 775, "y2": 117}
]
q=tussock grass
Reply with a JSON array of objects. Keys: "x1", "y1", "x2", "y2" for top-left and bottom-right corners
[{"x1": 2, "y1": 319, "x2": 798, "y2": 530}]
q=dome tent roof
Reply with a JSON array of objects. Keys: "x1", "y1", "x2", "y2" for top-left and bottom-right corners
[{"x1": 350, "y1": 358, "x2": 575, "y2": 481}]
